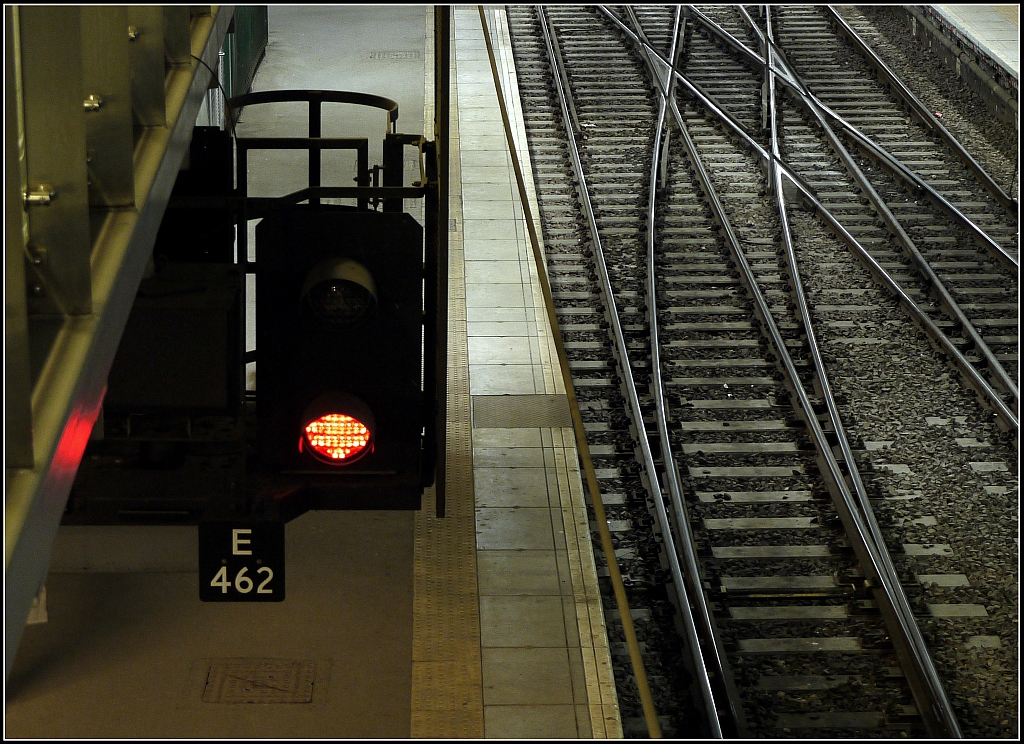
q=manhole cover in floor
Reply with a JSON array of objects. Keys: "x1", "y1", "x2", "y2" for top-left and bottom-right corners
[{"x1": 203, "y1": 659, "x2": 316, "y2": 703}]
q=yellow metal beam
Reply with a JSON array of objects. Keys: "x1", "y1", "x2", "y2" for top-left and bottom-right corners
[{"x1": 5, "y1": 5, "x2": 235, "y2": 681}]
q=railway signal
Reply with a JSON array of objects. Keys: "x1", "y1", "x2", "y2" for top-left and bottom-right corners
[{"x1": 255, "y1": 208, "x2": 427, "y2": 510}]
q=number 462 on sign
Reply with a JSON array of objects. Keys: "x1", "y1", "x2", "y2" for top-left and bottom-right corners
[{"x1": 198, "y1": 521, "x2": 285, "y2": 602}]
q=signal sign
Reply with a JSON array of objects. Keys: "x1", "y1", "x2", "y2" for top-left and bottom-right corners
[{"x1": 199, "y1": 521, "x2": 285, "y2": 602}]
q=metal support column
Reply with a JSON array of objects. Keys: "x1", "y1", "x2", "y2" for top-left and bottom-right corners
[{"x1": 431, "y1": 5, "x2": 450, "y2": 517}]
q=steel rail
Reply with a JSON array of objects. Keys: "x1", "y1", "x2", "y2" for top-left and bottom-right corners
[
  {"x1": 790, "y1": 99, "x2": 1017, "y2": 270},
  {"x1": 604, "y1": 6, "x2": 970, "y2": 737},
  {"x1": 822, "y1": 116, "x2": 1017, "y2": 271},
  {"x1": 595, "y1": 6, "x2": 1018, "y2": 434},
  {"x1": 603, "y1": 12, "x2": 923, "y2": 732},
  {"x1": 823, "y1": 6, "x2": 1016, "y2": 211},
  {"x1": 612, "y1": 13, "x2": 877, "y2": 649},
  {"x1": 533, "y1": 6, "x2": 670, "y2": 736},
  {"x1": 545, "y1": 15, "x2": 582, "y2": 138},
  {"x1": 686, "y1": 5, "x2": 1015, "y2": 212},
  {"x1": 623, "y1": 7, "x2": 739, "y2": 737},
  {"x1": 733, "y1": 6, "x2": 1016, "y2": 272},
  {"x1": 730, "y1": 9, "x2": 1018, "y2": 417},
  {"x1": 763, "y1": 8, "x2": 964, "y2": 737},
  {"x1": 537, "y1": 7, "x2": 717, "y2": 737},
  {"x1": 726, "y1": 8, "x2": 1018, "y2": 412},
  {"x1": 691, "y1": 6, "x2": 1018, "y2": 272}
]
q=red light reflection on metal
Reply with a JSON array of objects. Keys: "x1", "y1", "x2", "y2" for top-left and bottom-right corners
[
  {"x1": 53, "y1": 386, "x2": 106, "y2": 473},
  {"x1": 303, "y1": 413, "x2": 371, "y2": 463}
]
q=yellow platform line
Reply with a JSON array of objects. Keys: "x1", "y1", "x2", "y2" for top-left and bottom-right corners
[{"x1": 411, "y1": 8, "x2": 484, "y2": 739}]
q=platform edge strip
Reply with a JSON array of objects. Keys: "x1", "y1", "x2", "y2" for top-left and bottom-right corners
[{"x1": 411, "y1": 9, "x2": 484, "y2": 739}]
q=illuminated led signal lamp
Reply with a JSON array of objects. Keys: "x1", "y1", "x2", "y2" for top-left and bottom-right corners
[
  {"x1": 303, "y1": 414, "x2": 371, "y2": 462},
  {"x1": 299, "y1": 393, "x2": 375, "y2": 465}
]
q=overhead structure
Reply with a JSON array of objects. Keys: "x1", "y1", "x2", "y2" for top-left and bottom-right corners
[{"x1": 5, "y1": 5, "x2": 234, "y2": 680}]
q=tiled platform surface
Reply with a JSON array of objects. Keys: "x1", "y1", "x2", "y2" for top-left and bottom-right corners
[
  {"x1": 450, "y1": 6, "x2": 620, "y2": 739},
  {"x1": 932, "y1": 5, "x2": 1019, "y2": 81}
]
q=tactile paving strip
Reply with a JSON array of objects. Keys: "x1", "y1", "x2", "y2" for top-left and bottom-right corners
[
  {"x1": 410, "y1": 11, "x2": 485, "y2": 739},
  {"x1": 471, "y1": 394, "x2": 573, "y2": 428}
]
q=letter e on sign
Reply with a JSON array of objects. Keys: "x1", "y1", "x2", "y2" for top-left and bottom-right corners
[{"x1": 233, "y1": 529, "x2": 253, "y2": 555}]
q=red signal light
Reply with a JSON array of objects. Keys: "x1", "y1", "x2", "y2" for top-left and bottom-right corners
[
  {"x1": 299, "y1": 393, "x2": 375, "y2": 466},
  {"x1": 303, "y1": 413, "x2": 371, "y2": 463}
]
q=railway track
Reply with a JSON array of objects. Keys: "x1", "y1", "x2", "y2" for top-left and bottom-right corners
[{"x1": 504, "y1": 4, "x2": 1017, "y2": 738}]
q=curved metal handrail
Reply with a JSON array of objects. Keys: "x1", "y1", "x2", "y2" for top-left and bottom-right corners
[{"x1": 227, "y1": 89, "x2": 400, "y2": 129}]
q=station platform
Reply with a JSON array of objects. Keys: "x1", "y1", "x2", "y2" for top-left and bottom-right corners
[
  {"x1": 930, "y1": 5, "x2": 1019, "y2": 83},
  {"x1": 4, "y1": 7, "x2": 618, "y2": 739}
]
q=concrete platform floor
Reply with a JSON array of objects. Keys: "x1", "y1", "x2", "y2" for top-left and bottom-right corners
[
  {"x1": 933, "y1": 5, "x2": 1019, "y2": 80},
  {"x1": 6, "y1": 512, "x2": 414, "y2": 738}
]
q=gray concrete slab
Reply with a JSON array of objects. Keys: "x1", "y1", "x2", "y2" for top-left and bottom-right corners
[{"x1": 933, "y1": 5, "x2": 1019, "y2": 80}]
